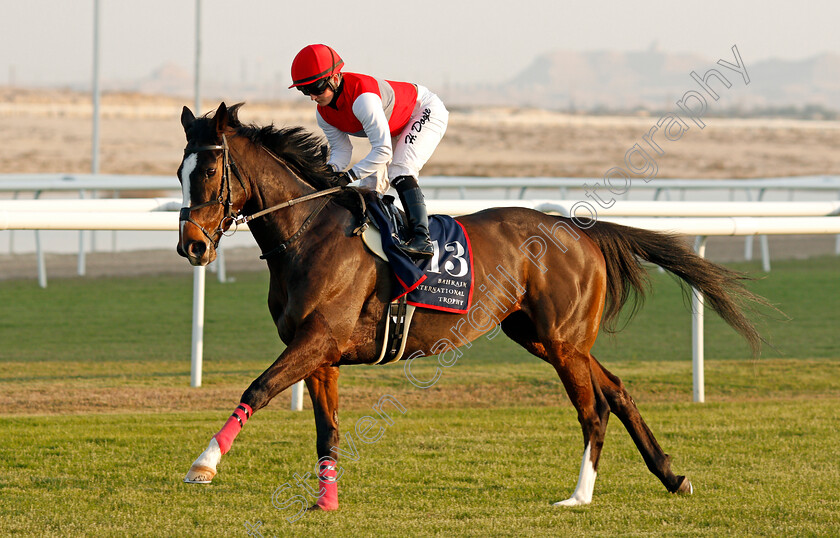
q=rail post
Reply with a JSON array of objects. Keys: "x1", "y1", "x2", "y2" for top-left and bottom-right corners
[{"x1": 190, "y1": 266, "x2": 205, "y2": 388}]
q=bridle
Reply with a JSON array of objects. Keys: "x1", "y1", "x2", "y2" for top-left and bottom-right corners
[
  {"x1": 180, "y1": 134, "x2": 351, "y2": 257},
  {"x1": 180, "y1": 134, "x2": 245, "y2": 248}
]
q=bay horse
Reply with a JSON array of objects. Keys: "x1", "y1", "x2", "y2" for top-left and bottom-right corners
[{"x1": 178, "y1": 102, "x2": 765, "y2": 509}]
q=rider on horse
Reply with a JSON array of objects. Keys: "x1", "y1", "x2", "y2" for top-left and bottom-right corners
[{"x1": 289, "y1": 44, "x2": 449, "y2": 259}]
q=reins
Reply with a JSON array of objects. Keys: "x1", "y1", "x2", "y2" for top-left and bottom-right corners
[
  {"x1": 257, "y1": 196, "x2": 334, "y2": 259},
  {"x1": 235, "y1": 185, "x2": 342, "y2": 226},
  {"x1": 230, "y1": 145, "x2": 342, "y2": 225}
]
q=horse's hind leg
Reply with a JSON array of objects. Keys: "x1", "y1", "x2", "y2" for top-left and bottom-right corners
[
  {"x1": 501, "y1": 314, "x2": 610, "y2": 506},
  {"x1": 546, "y1": 343, "x2": 611, "y2": 506},
  {"x1": 304, "y1": 365, "x2": 341, "y2": 511},
  {"x1": 590, "y1": 356, "x2": 693, "y2": 495}
]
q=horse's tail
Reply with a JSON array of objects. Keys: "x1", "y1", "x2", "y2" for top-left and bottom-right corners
[{"x1": 582, "y1": 219, "x2": 768, "y2": 355}]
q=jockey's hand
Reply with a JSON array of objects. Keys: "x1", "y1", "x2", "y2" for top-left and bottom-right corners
[
  {"x1": 330, "y1": 170, "x2": 354, "y2": 187},
  {"x1": 345, "y1": 179, "x2": 362, "y2": 189}
]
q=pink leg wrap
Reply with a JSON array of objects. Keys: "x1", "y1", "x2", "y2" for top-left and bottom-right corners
[
  {"x1": 213, "y1": 403, "x2": 253, "y2": 455},
  {"x1": 316, "y1": 459, "x2": 339, "y2": 510}
]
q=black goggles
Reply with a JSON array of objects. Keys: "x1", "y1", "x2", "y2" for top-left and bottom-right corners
[{"x1": 298, "y1": 78, "x2": 331, "y2": 96}]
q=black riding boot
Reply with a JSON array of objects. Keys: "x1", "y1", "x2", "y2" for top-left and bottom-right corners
[{"x1": 394, "y1": 177, "x2": 434, "y2": 259}]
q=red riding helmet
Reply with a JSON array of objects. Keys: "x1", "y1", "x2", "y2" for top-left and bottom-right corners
[{"x1": 289, "y1": 44, "x2": 344, "y2": 88}]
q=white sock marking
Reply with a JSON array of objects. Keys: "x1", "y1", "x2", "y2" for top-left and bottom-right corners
[
  {"x1": 554, "y1": 442, "x2": 597, "y2": 507},
  {"x1": 184, "y1": 437, "x2": 222, "y2": 483},
  {"x1": 192, "y1": 437, "x2": 221, "y2": 470}
]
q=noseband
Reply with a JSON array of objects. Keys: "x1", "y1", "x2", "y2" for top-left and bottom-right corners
[{"x1": 180, "y1": 134, "x2": 245, "y2": 248}]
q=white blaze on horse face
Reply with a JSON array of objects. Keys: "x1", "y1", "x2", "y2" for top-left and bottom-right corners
[
  {"x1": 179, "y1": 153, "x2": 197, "y2": 237},
  {"x1": 554, "y1": 442, "x2": 597, "y2": 507},
  {"x1": 180, "y1": 153, "x2": 197, "y2": 207}
]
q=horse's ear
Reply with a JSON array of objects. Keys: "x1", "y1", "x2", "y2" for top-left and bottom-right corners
[
  {"x1": 181, "y1": 106, "x2": 195, "y2": 134},
  {"x1": 214, "y1": 102, "x2": 229, "y2": 133}
]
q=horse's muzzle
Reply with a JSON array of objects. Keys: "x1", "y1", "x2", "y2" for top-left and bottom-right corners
[{"x1": 177, "y1": 237, "x2": 216, "y2": 266}]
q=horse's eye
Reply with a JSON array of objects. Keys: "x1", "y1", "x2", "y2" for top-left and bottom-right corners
[{"x1": 206, "y1": 168, "x2": 216, "y2": 177}]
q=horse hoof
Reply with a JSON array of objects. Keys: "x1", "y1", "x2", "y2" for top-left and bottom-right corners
[
  {"x1": 184, "y1": 464, "x2": 216, "y2": 484},
  {"x1": 673, "y1": 476, "x2": 694, "y2": 495},
  {"x1": 183, "y1": 438, "x2": 221, "y2": 484},
  {"x1": 553, "y1": 497, "x2": 590, "y2": 507}
]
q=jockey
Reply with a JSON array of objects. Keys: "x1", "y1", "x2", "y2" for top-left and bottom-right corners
[{"x1": 289, "y1": 44, "x2": 448, "y2": 260}]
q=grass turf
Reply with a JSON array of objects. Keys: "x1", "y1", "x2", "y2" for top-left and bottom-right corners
[
  {"x1": 1, "y1": 401, "x2": 838, "y2": 536},
  {"x1": 0, "y1": 256, "x2": 838, "y2": 536}
]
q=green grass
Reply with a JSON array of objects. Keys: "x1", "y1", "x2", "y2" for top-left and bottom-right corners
[
  {"x1": 2, "y1": 257, "x2": 836, "y2": 368},
  {"x1": 1, "y1": 402, "x2": 838, "y2": 536},
  {"x1": 0, "y1": 256, "x2": 839, "y2": 536}
]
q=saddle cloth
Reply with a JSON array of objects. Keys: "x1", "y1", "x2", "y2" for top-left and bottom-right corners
[{"x1": 364, "y1": 194, "x2": 474, "y2": 315}]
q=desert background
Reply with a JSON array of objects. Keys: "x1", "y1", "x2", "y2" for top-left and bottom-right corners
[
  {"x1": 1, "y1": 87, "x2": 839, "y2": 280},
  {"x1": 3, "y1": 87, "x2": 840, "y2": 179}
]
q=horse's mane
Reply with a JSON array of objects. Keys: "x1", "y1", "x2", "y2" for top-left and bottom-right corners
[{"x1": 224, "y1": 103, "x2": 335, "y2": 191}]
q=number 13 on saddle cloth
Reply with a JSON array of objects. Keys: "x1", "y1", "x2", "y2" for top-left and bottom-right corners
[{"x1": 364, "y1": 197, "x2": 473, "y2": 314}]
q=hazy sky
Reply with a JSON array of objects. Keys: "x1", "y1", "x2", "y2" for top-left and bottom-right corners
[{"x1": 3, "y1": 0, "x2": 838, "y2": 91}]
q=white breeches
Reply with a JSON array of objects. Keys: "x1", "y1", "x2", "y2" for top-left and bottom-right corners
[{"x1": 361, "y1": 86, "x2": 448, "y2": 193}]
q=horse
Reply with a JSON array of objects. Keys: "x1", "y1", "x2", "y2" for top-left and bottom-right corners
[{"x1": 177, "y1": 102, "x2": 766, "y2": 509}]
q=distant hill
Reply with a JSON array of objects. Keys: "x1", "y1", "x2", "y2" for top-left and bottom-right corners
[
  {"x1": 747, "y1": 54, "x2": 840, "y2": 108},
  {"x1": 444, "y1": 48, "x2": 840, "y2": 116},
  {"x1": 500, "y1": 47, "x2": 708, "y2": 109},
  {"x1": 134, "y1": 63, "x2": 192, "y2": 95},
  {"x1": 89, "y1": 48, "x2": 840, "y2": 117}
]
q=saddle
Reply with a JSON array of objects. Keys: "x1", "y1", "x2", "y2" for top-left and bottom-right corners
[{"x1": 353, "y1": 191, "x2": 474, "y2": 364}]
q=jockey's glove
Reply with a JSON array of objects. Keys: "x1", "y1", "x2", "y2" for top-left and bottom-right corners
[{"x1": 331, "y1": 170, "x2": 356, "y2": 187}]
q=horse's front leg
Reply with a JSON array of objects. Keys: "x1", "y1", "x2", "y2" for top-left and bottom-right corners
[
  {"x1": 304, "y1": 364, "x2": 341, "y2": 511},
  {"x1": 184, "y1": 312, "x2": 340, "y2": 484}
]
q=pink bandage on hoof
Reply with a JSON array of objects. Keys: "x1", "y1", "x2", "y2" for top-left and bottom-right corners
[
  {"x1": 316, "y1": 460, "x2": 339, "y2": 510},
  {"x1": 213, "y1": 403, "x2": 253, "y2": 455}
]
